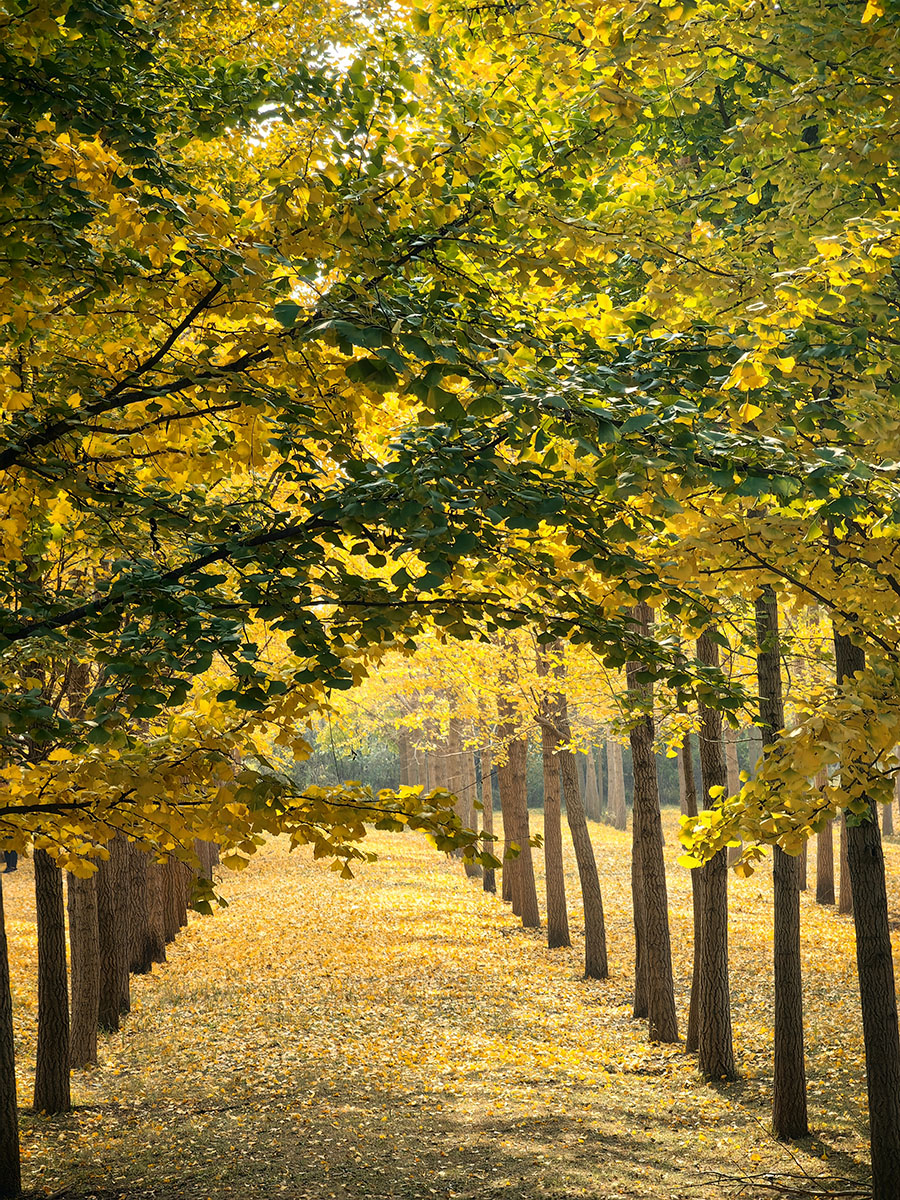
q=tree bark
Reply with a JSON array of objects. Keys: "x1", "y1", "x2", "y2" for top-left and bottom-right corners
[
  {"x1": 537, "y1": 644, "x2": 570, "y2": 949},
  {"x1": 815, "y1": 768, "x2": 835, "y2": 905},
  {"x1": 756, "y1": 586, "x2": 807, "y2": 1138},
  {"x1": 695, "y1": 632, "x2": 736, "y2": 1080},
  {"x1": 583, "y1": 750, "x2": 601, "y2": 821},
  {"x1": 680, "y1": 730, "x2": 703, "y2": 1054},
  {"x1": 839, "y1": 813, "x2": 853, "y2": 915},
  {"x1": 0, "y1": 873, "x2": 21, "y2": 1197},
  {"x1": 608, "y1": 739, "x2": 626, "y2": 829},
  {"x1": 725, "y1": 725, "x2": 743, "y2": 867},
  {"x1": 67, "y1": 871, "x2": 100, "y2": 1068},
  {"x1": 97, "y1": 839, "x2": 130, "y2": 1029},
  {"x1": 127, "y1": 842, "x2": 153, "y2": 974},
  {"x1": 480, "y1": 747, "x2": 497, "y2": 894},
  {"x1": 557, "y1": 693, "x2": 608, "y2": 979},
  {"x1": 626, "y1": 603, "x2": 678, "y2": 1043},
  {"x1": 834, "y1": 631, "x2": 900, "y2": 1199},
  {"x1": 146, "y1": 859, "x2": 167, "y2": 966},
  {"x1": 33, "y1": 849, "x2": 70, "y2": 1113}
]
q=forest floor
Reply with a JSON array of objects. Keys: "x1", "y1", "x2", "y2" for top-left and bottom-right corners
[{"x1": 7, "y1": 809, "x2": 892, "y2": 1199}]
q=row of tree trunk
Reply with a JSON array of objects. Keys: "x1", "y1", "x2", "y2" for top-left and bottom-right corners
[{"x1": 0, "y1": 838, "x2": 219, "y2": 1198}]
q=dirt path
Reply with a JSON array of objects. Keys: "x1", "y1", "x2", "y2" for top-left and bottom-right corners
[{"x1": 7, "y1": 815, "x2": 881, "y2": 1197}]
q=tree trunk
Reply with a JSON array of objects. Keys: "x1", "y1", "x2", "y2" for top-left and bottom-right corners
[
  {"x1": 583, "y1": 751, "x2": 601, "y2": 821},
  {"x1": 480, "y1": 747, "x2": 497, "y2": 894},
  {"x1": 608, "y1": 740, "x2": 626, "y2": 829},
  {"x1": 33, "y1": 849, "x2": 70, "y2": 1113},
  {"x1": 462, "y1": 747, "x2": 483, "y2": 879},
  {"x1": 146, "y1": 859, "x2": 167, "y2": 966},
  {"x1": 756, "y1": 586, "x2": 807, "y2": 1138},
  {"x1": 398, "y1": 726, "x2": 411, "y2": 787},
  {"x1": 0, "y1": 874, "x2": 21, "y2": 1197},
  {"x1": 128, "y1": 843, "x2": 153, "y2": 974},
  {"x1": 631, "y1": 802, "x2": 648, "y2": 1018},
  {"x1": 695, "y1": 632, "x2": 736, "y2": 1080},
  {"x1": 725, "y1": 725, "x2": 743, "y2": 867},
  {"x1": 816, "y1": 809, "x2": 835, "y2": 906},
  {"x1": 834, "y1": 630, "x2": 900, "y2": 1199},
  {"x1": 680, "y1": 730, "x2": 703, "y2": 1054},
  {"x1": 67, "y1": 871, "x2": 100, "y2": 1068},
  {"x1": 839, "y1": 813, "x2": 853, "y2": 915},
  {"x1": 883, "y1": 767, "x2": 894, "y2": 836},
  {"x1": 97, "y1": 838, "x2": 130, "y2": 1029},
  {"x1": 537, "y1": 645, "x2": 570, "y2": 949},
  {"x1": 448, "y1": 717, "x2": 465, "y2": 862},
  {"x1": 163, "y1": 855, "x2": 181, "y2": 943},
  {"x1": 557, "y1": 694, "x2": 608, "y2": 979},
  {"x1": 626, "y1": 603, "x2": 678, "y2": 1043},
  {"x1": 508, "y1": 735, "x2": 540, "y2": 928}
]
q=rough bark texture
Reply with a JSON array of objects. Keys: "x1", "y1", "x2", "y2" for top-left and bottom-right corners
[
  {"x1": 680, "y1": 730, "x2": 702, "y2": 1054},
  {"x1": 631, "y1": 800, "x2": 648, "y2": 1019},
  {"x1": 816, "y1": 815, "x2": 835, "y2": 905},
  {"x1": 536, "y1": 644, "x2": 570, "y2": 949},
  {"x1": 557, "y1": 693, "x2": 608, "y2": 979},
  {"x1": 67, "y1": 871, "x2": 100, "y2": 1068},
  {"x1": 756, "y1": 587, "x2": 807, "y2": 1138},
  {"x1": 146, "y1": 859, "x2": 167, "y2": 966},
  {"x1": 0, "y1": 874, "x2": 21, "y2": 1197},
  {"x1": 508, "y1": 735, "x2": 540, "y2": 928},
  {"x1": 163, "y1": 855, "x2": 181, "y2": 944},
  {"x1": 835, "y1": 631, "x2": 900, "y2": 1200},
  {"x1": 839, "y1": 813, "x2": 853, "y2": 915},
  {"x1": 34, "y1": 849, "x2": 70, "y2": 1114},
  {"x1": 695, "y1": 633, "x2": 736, "y2": 1080},
  {"x1": 626, "y1": 603, "x2": 678, "y2": 1044},
  {"x1": 127, "y1": 843, "x2": 153, "y2": 974},
  {"x1": 480, "y1": 747, "x2": 497, "y2": 894},
  {"x1": 97, "y1": 839, "x2": 130, "y2": 1029}
]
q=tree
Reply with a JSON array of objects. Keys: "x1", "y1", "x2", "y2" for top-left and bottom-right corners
[
  {"x1": 0, "y1": 875, "x2": 19, "y2": 1198},
  {"x1": 536, "y1": 644, "x2": 571, "y2": 950},
  {"x1": 626, "y1": 604, "x2": 678, "y2": 1044},
  {"x1": 694, "y1": 631, "x2": 735, "y2": 1081},
  {"x1": 68, "y1": 871, "x2": 100, "y2": 1068},
  {"x1": 33, "y1": 849, "x2": 71, "y2": 1113}
]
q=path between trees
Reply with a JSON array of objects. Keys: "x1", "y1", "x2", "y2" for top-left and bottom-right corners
[{"x1": 8, "y1": 816, "x2": 893, "y2": 1198}]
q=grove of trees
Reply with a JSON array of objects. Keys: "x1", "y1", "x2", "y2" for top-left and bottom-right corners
[{"x1": 2, "y1": 0, "x2": 900, "y2": 1195}]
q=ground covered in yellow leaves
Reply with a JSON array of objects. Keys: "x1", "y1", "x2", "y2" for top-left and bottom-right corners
[{"x1": 7, "y1": 810, "x2": 893, "y2": 1198}]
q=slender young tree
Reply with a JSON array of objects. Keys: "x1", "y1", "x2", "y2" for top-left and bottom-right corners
[
  {"x1": 680, "y1": 731, "x2": 703, "y2": 1054},
  {"x1": 556, "y1": 690, "x2": 608, "y2": 979},
  {"x1": 34, "y1": 849, "x2": 70, "y2": 1113},
  {"x1": 695, "y1": 632, "x2": 736, "y2": 1080},
  {"x1": 480, "y1": 747, "x2": 497, "y2": 894},
  {"x1": 495, "y1": 687, "x2": 540, "y2": 927},
  {"x1": 834, "y1": 631, "x2": 900, "y2": 1200},
  {"x1": 67, "y1": 871, "x2": 100, "y2": 1068},
  {"x1": 536, "y1": 643, "x2": 571, "y2": 949},
  {"x1": 626, "y1": 603, "x2": 678, "y2": 1043},
  {"x1": 461, "y1": 744, "x2": 483, "y2": 880},
  {"x1": 756, "y1": 586, "x2": 807, "y2": 1138},
  {"x1": 0, "y1": 874, "x2": 20, "y2": 1197},
  {"x1": 815, "y1": 771, "x2": 835, "y2": 906}
]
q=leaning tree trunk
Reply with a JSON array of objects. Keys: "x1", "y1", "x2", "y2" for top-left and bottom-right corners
[
  {"x1": 835, "y1": 631, "x2": 900, "y2": 1200},
  {"x1": 815, "y1": 770, "x2": 835, "y2": 905},
  {"x1": 33, "y1": 849, "x2": 70, "y2": 1113},
  {"x1": 0, "y1": 873, "x2": 20, "y2": 1197},
  {"x1": 536, "y1": 644, "x2": 570, "y2": 949},
  {"x1": 67, "y1": 871, "x2": 100, "y2": 1068},
  {"x1": 680, "y1": 729, "x2": 703, "y2": 1054},
  {"x1": 695, "y1": 632, "x2": 736, "y2": 1081},
  {"x1": 756, "y1": 586, "x2": 807, "y2": 1139},
  {"x1": 556, "y1": 691, "x2": 608, "y2": 979},
  {"x1": 480, "y1": 747, "x2": 497, "y2": 894},
  {"x1": 626, "y1": 603, "x2": 678, "y2": 1044}
]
